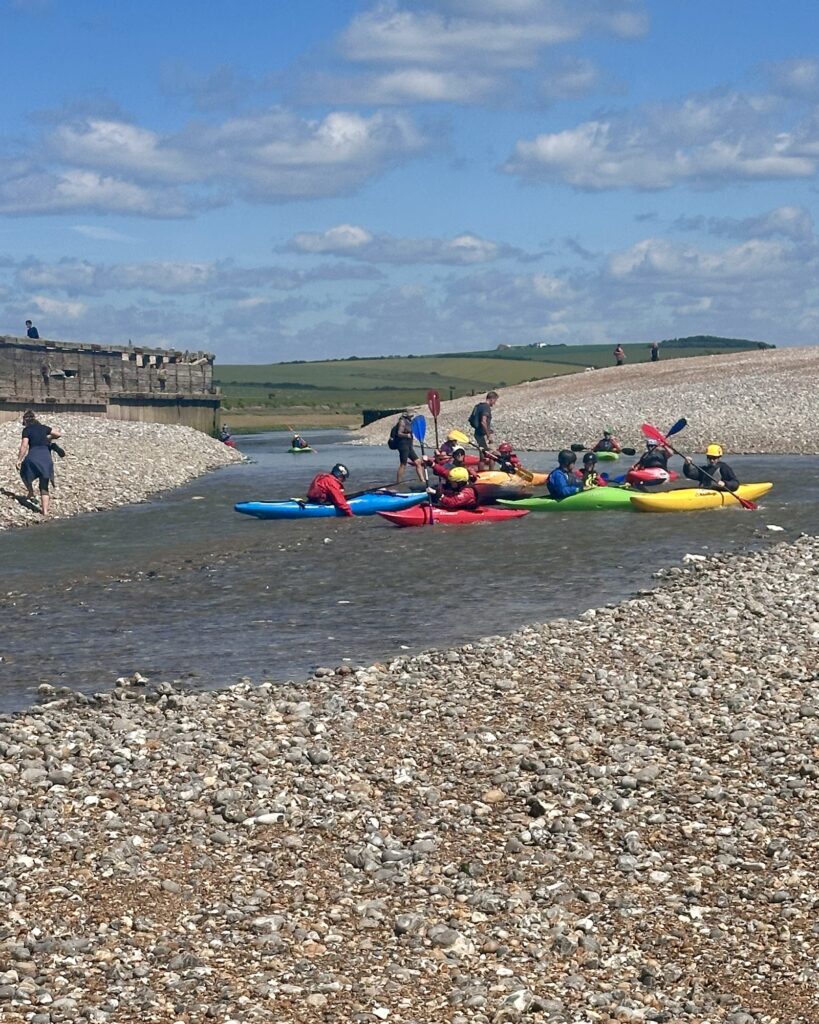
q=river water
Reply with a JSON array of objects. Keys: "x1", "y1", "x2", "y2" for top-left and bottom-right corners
[{"x1": 1, "y1": 430, "x2": 816, "y2": 713}]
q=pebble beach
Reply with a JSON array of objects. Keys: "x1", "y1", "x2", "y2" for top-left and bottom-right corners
[
  {"x1": 0, "y1": 415, "x2": 243, "y2": 530},
  {"x1": 3, "y1": 352, "x2": 819, "y2": 1022}
]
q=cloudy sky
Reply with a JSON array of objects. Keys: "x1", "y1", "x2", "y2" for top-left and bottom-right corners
[{"x1": 2, "y1": 0, "x2": 819, "y2": 361}]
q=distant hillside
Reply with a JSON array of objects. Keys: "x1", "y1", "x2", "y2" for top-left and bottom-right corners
[{"x1": 215, "y1": 336, "x2": 772, "y2": 429}]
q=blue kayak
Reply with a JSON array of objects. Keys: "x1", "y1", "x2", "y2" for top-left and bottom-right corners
[{"x1": 235, "y1": 490, "x2": 427, "y2": 520}]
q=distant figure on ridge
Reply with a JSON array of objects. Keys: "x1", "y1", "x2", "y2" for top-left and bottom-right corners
[
  {"x1": 613, "y1": 344, "x2": 625, "y2": 366},
  {"x1": 649, "y1": 340, "x2": 660, "y2": 362},
  {"x1": 25, "y1": 319, "x2": 40, "y2": 339}
]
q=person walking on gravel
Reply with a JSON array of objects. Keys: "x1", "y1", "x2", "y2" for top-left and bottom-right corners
[
  {"x1": 16, "y1": 409, "x2": 62, "y2": 517},
  {"x1": 469, "y1": 390, "x2": 498, "y2": 454},
  {"x1": 388, "y1": 410, "x2": 425, "y2": 486},
  {"x1": 613, "y1": 344, "x2": 625, "y2": 366}
]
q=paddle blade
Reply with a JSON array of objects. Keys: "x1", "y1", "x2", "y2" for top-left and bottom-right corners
[
  {"x1": 426, "y1": 389, "x2": 441, "y2": 418},
  {"x1": 641, "y1": 422, "x2": 668, "y2": 445},
  {"x1": 666, "y1": 417, "x2": 687, "y2": 437},
  {"x1": 449, "y1": 429, "x2": 469, "y2": 445},
  {"x1": 620, "y1": 447, "x2": 636, "y2": 456},
  {"x1": 735, "y1": 494, "x2": 757, "y2": 510},
  {"x1": 411, "y1": 415, "x2": 427, "y2": 445},
  {"x1": 570, "y1": 443, "x2": 587, "y2": 452},
  {"x1": 514, "y1": 466, "x2": 535, "y2": 483}
]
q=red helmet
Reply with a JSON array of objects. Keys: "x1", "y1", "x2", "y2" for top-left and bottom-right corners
[{"x1": 498, "y1": 442, "x2": 514, "y2": 454}]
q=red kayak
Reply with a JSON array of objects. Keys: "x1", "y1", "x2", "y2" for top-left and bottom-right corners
[
  {"x1": 625, "y1": 468, "x2": 679, "y2": 486},
  {"x1": 378, "y1": 506, "x2": 529, "y2": 527}
]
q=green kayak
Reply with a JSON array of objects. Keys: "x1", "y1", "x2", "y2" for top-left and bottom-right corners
[
  {"x1": 594, "y1": 450, "x2": 619, "y2": 461},
  {"x1": 287, "y1": 446, "x2": 315, "y2": 454},
  {"x1": 499, "y1": 486, "x2": 633, "y2": 511}
]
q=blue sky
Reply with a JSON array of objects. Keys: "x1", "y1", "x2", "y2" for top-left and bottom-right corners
[{"x1": 2, "y1": 0, "x2": 819, "y2": 362}]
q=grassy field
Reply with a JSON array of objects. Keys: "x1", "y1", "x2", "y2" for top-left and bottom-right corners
[{"x1": 216, "y1": 336, "x2": 771, "y2": 428}]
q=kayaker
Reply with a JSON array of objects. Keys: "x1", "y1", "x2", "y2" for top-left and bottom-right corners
[
  {"x1": 469, "y1": 390, "x2": 498, "y2": 453},
  {"x1": 493, "y1": 441, "x2": 522, "y2": 475},
  {"x1": 291, "y1": 434, "x2": 309, "y2": 450},
  {"x1": 431, "y1": 445, "x2": 477, "y2": 482},
  {"x1": 683, "y1": 444, "x2": 740, "y2": 491},
  {"x1": 437, "y1": 429, "x2": 470, "y2": 460},
  {"x1": 579, "y1": 451, "x2": 607, "y2": 489},
  {"x1": 633, "y1": 438, "x2": 671, "y2": 471},
  {"x1": 593, "y1": 428, "x2": 621, "y2": 453},
  {"x1": 306, "y1": 463, "x2": 354, "y2": 516},
  {"x1": 546, "y1": 450, "x2": 582, "y2": 501},
  {"x1": 218, "y1": 424, "x2": 232, "y2": 443},
  {"x1": 429, "y1": 466, "x2": 479, "y2": 511},
  {"x1": 388, "y1": 410, "x2": 426, "y2": 486}
]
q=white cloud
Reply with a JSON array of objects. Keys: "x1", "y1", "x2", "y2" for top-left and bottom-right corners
[
  {"x1": 32, "y1": 295, "x2": 87, "y2": 318},
  {"x1": 607, "y1": 237, "x2": 796, "y2": 282},
  {"x1": 763, "y1": 58, "x2": 819, "y2": 96},
  {"x1": 287, "y1": 225, "x2": 523, "y2": 264},
  {"x1": 339, "y1": 1, "x2": 647, "y2": 70},
  {"x1": 503, "y1": 91, "x2": 819, "y2": 189},
  {"x1": 539, "y1": 58, "x2": 603, "y2": 101},
  {"x1": 293, "y1": 68, "x2": 502, "y2": 105},
  {"x1": 70, "y1": 224, "x2": 137, "y2": 243},
  {"x1": 49, "y1": 120, "x2": 192, "y2": 182},
  {"x1": 678, "y1": 205, "x2": 815, "y2": 243}
]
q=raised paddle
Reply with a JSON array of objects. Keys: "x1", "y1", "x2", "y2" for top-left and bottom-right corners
[
  {"x1": 641, "y1": 423, "x2": 756, "y2": 509},
  {"x1": 611, "y1": 419, "x2": 688, "y2": 482},
  {"x1": 426, "y1": 390, "x2": 441, "y2": 449},
  {"x1": 411, "y1": 415, "x2": 435, "y2": 524}
]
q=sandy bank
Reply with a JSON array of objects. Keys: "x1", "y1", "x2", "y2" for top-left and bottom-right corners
[
  {"x1": 356, "y1": 346, "x2": 819, "y2": 454},
  {"x1": 1, "y1": 535, "x2": 817, "y2": 1022},
  {"x1": 1, "y1": 414, "x2": 243, "y2": 530}
]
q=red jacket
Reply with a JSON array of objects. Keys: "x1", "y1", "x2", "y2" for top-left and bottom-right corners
[
  {"x1": 306, "y1": 473, "x2": 353, "y2": 516},
  {"x1": 432, "y1": 461, "x2": 478, "y2": 482},
  {"x1": 437, "y1": 486, "x2": 478, "y2": 510}
]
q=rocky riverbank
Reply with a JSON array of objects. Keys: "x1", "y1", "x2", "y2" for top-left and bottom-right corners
[
  {"x1": 1, "y1": 535, "x2": 817, "y2": 1023},
  {"x1": 356, "y1": 346, "x2": 819, "y2": 454},
  {"x1": 0, "y1": 415, "x2": 243, "y2": 530}
]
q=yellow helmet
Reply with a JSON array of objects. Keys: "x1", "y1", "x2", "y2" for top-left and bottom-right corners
[
  {"x1": 705, "y1": 443, "x2": 723, "y2": 458},
  {"x1": 448, "y1": 429, "x2": 469, "y2": 444},
  {"x1": 448, "y1": 466, "x2": 470, "y2": 484}
]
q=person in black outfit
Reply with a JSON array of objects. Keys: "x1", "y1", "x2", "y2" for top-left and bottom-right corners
[
  {"x1": 25, "y1": 320, "x2": 40, "y2": 339},
  {"x1": 469, "y1": 390, "x2": 498, "y2": 454},
  {"x1": 389, "y1": 410, "x2": 425, "y2": 486},
  {"x1": 683, "y1": 444, "x2": 739, "y2": 491},
  {"x1": 634, "y1": 438, "x2": 670, "y2": 471},
  {"x1": 16, "y1": 410, "x2": 62, "y2": 516}
]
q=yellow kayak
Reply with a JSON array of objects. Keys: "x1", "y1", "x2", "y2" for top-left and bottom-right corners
[{"x1": 630, "y1": 482, "x2": 773, "y2": 513}]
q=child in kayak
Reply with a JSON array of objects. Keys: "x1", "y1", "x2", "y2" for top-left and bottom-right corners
[
  {"x1": 306, "y1": 463, "x2": 353, "y2": 516},
  {"x1": 579, "y1": 451, "x2": 607, "y2": 489},
  {"x1": 593, "y1": 428, "x2": 621, "y2": 453},
  {"x1": 431, "y1": 446, "x2": 477, "y2": 482},
  {"x1": 546, "y1": 450, "x2": 582, "y2": 501},
  {"x1": 492, "y1": 442, "x2": 522, "y2": 475},
  {"x1": 436, "y1": 429, "x2": 470, "y2": 460},
  {"x1": 683, "y1": 444, "x2": 740, "y2": 491},
  {"x1": 428, "y1": 466, "x2": 479, "y2": 510}
]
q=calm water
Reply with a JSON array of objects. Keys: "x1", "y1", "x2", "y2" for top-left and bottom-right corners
[{"x1": 1, "y1": 430, "x2": 816, "y2": 713}]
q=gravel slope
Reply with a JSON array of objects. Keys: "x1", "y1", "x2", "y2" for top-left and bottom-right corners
[
  {"x1": 1, "y1": 536, "x2": 817, "y2": 1023},
  {"x1": 355, "y1": 346, "x2": 819, "y2": 454},
  {"x1": 1, "y1": 414, "x2": 243, "y2": 530}
]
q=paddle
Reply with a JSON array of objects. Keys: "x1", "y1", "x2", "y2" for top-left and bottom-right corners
[
  {"x1": 286, "y1": 423, "x2": 314, "y2": 451},
  {"x1": 641, "y1": 423, "x2": 756, "y2": 509},
  {"x1": 462, "y1": 439, "x2": 535, "y2": 482},
  {"x1": 612, "y1": 419, "x2": 688, "y2": 483},
  {"x1": 426, "y1": 390, "x2": 441, "y2": 449},
  {"x1": 411, "y1": 415, "x2": 434, "y2": 524}
]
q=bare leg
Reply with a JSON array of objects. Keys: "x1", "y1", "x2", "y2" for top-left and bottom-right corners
[
  {"x1": 395, "y1": 462, "x2": 406, "y2": 485},
  {"x1": 414, "y1": 460, "x2": 426, "y2": 485},
  {"x1": 40, "y1": 488, "x2": 50, "y2": 517}
]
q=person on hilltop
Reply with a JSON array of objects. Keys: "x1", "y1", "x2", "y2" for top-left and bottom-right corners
[
  {"x1": 291, "y1": 433, "x2": 309, "y2": 450},
  {"x1": 25, "y1": 319, "x2": 40, "y2": 339},
  {"x1": 468, "y1": 390, "x2": 498, "y2": 454},
  {"x1": 633, "y1": 437, "x2": 671, "y2": 471},
  {"x1": 649, "y1": 340, "x2": 660, "y2": 362},
  {"x1": 613, "y1": 344, "x2": 625, "y2": 366},
  {"x1": 429, "y1": 466, "x2": 479, "y2": 511},
  {"x1": 16, "y1": 409, "x2": 62, "y2": 517},
  {"x1": 388, "y1": 409, "x2": 426, "y2": 486},
  {"x1": 683, "y1": 444, "x2": 740, "y2": 491},
  {"x1": 546, "y1": 450, "x2": 582, "y2": 501},
  {"x1": 306, "y1": 463, "x2": 353, "y2": 516},
  {"x1": 579, "y1": 451, "x2": 607, "y2": 489},
  {"x1": 593, "y1": 428, "x2": 621, "y2": 453}
]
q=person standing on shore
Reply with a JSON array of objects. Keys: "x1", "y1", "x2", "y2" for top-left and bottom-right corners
[
  {"x1": 613, "y1": 344, "x2": 625, "y2": 366},
  {"x1": 16, "y1": 410, "x2": 61, "y2": 517},
  {"x1": 388, "y1": 410, "x2": 425, "y2": 486},
  {"x1": 469, "y1": 390, "x2": 498, "y2": 454},
  {"x1": 649, "y1": 340, "x2": 660, "y2": 362},
  {"x1": 306, "y1": 463, "x2": 354, "y2": 516},
  {"x1": 683, "y1": 444, "x2": 740, "y2": 491},
  {"x1": 25, "y1": 320, "x2": 40, "y2": 339}
]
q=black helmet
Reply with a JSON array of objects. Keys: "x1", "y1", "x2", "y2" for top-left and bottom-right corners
[
  {"x1": 331, "y1": 463, "x2": 349, "y2": 480},
  {"x1": 558, "y1": 449, "x2": 577, "y2": 468},
  {"x1": 582, "y1": 451, "x2": 597, "y2": 465}
]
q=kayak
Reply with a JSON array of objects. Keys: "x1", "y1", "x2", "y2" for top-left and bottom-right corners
[
  {"x1": 499, "y1": 486, "x2": 633, "y2": 512},
  {"x1": 624, "y1": 468, "x2": 679, "y2": 486},
  {"x1": 630, "y1": 482, "x2": 773, "y2": 513},
  {"x1": 235, "y1": 490, "x2": 427, "y2": 520},
  {"x1": 288, "y1": 446, "x2": 315, "y2": 454},
  {"x1": 594, "y1": 451, "x2": 619, "y2": 461},
  {"x1": 378, "y1": 506, "x2": 529, "y2": 527},
  {"x1": 474, "y1": 471, "x2": 534, "y2": 503}
]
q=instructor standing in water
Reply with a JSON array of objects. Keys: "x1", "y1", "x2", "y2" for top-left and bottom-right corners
[{"x1": 469, "y1": 390, "x2": 498, "y2": 454}]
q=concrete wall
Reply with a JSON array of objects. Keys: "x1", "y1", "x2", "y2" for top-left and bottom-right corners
[{"x1": 0, "y1": 335, "x2": 220, "y2": 432}]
